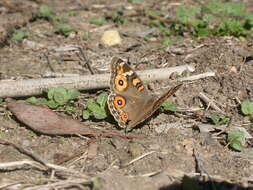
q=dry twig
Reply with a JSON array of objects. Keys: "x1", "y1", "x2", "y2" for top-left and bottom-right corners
[
  {"x1": 0, "y1": 64, "x2": 194, "y2": 98},
  {"x1": 121, "y1": 151, "x2": 156, "y2": 168},
  {"x1": 199, "y1": 92, "x2": 225, "y2": 114}
]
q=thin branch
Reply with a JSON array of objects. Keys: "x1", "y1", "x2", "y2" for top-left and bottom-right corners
[
  {"x1": 178, "y1": 72, "x2": 215, "y2": 82},
  {"x1": 0, "y1": 64, "x2": 195, "y2": 98},
  {"x1": 0, "y1": 160, "x2": 89, "y2": 179},
  {"x1": 121, "y1": 151, "x2": 156, "y2": 168},
  {"x1": 199, "y1": 92, "x2": 225, "y2": 114}
]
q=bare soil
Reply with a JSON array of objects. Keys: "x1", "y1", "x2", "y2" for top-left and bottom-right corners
[{"x1": 0, "y1": 0, "x2": 253, "y2": 189}]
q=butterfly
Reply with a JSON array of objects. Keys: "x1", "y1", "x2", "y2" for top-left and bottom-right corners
[{"x1": 107, "y1": 57, "x2": 182, "y2": 130}]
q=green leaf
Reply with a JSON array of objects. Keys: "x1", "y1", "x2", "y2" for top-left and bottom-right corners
[
  {"x1": 26, "y1": 97, "x2": 38, "y2": 104},
  {"x1": 128, "y1": 0, "x2": 141, "y2": 4},
  {"x1": 96, "y1": 93, "x2": 108, "y2": 108},
  {"x1": 176, "y1": 5, "x2": 201, "y2": 24},
  {"x1": 38, "y1": 5, "x2": 54, "y2": 19},
  {"x1": 26, "y1": 97, "x2": 48, "y2": 105},
  {"x1": 55, "y1": 17, "x2": 69, "y2": 23},
  {"x1": 82, "y1": 110, "x2": 91, "y2": 120},
  {"x1": 48, "y1": 88, "x2": 56, "y2": 100},
  {"x1": 49, "y1": 88, "x2": 69, "y2": 105},
  {"x1": 90, "y1": 17, "x2": 106, "y2": 26},
  {"x1": 161, "y1": 101, "x2": 177, "y2": 112},
  {"x1": 241, "y1": 100, "x2": 253, "y2": 115},
  {"x1": 205, "y1": 1, "x2": 223, "y2": 14},
  {"x1": 66, "y1": 89, "x2": 80, "y2": 100},
  {"x1": 80, "y1": 34, "x2": 90, "y2": 40},
  {"x1": 11, "y1": 30, "x2": 32, "y2": 43},
  {"x1": 208, "y1": 114, "x2": 230, "y2": 125},
  {"x1": 227, "y1": 130, "x2": 245, "y2": 151},
  {"x1": 46, "y1": 100, "x2": 59, "y2": 108},
  {"x1": 223, "y1": 2, "x2": 245, "y2": 17},
  {"x1": 86, "y1": 99, "x2": 107, "y2": 120},
  {"x1": 36, "y1": 98, "x2": 48, "y2": 105},
  {"x1": 196, "y1": 28, "x2": 211, "y2": 37},
  {"x1": 68, "y1": 12, "x2": 77, "y2": 17},
  {"x1": 105, "y1": 11, "x2": 119, "y2": 20},
  {"x1": 56, "y1": 24, "x2": 75, "y2": 36},
  {"x1": 64, "y1": 106, "x2": 76, "y2": 112}
]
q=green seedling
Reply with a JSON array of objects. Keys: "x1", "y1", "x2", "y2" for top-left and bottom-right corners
[
  {"x1": 26, "y1": 88, "x2": 80, "y2": 110},
  {"x1": 83, "y1": 92, "x2": 109, "y2": 120},
  {"x1": 160, "y1": 101, "x2": 178, "y2": 112},
  {"x1": 208, "y1": 114, "x2": 230, "y2": 125},
  {"x1": 80, "y1": 33, "x2": 90, "y2": 40},
  {"x1": 90, "y1": 17, "x2": 106, "y2": 26},
  {"x1": 56, "y1": 25, "x2": 75, "y2": 36},
  {"x1": 68, "y1": 12, "x2": 77, "y2": 17},
  {"x1": 55, "y1": 17, "x2": 69, "y2": 24},
  {"x1": 240, "y1": 100, "x2": 253, "y2": 115},
  {"x1": 11, "y1": 30, "x2": 32, "y2": 43},
  {"x1": 147, "y1": 1, "x2": 253, "y2": 40},
  {"x1": 128, "y1": 0, "x2": 141, "y2": 3},
  {"x1": 105, "y1": 11, "x2": 127, "y2": 25},
  {"x1": 38, "y1": 5, "x2": 54, "y2": 20},
  {"x1": 227, "y1": 130, "x2": 245, "y2": 151}
]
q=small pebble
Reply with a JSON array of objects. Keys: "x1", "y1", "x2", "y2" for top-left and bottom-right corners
[{"x1": 101, "y1": 30, "x2": 122, "y2": 46}]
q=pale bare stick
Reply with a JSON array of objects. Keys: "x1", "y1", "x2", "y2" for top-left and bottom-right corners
[
  {"x1": 0, "y1": 160, "x2": 88, "y2": 178},
  {"x1": 178, "y1": 72, "x2": 215, "y2": 82},
  {"x1": 121, "y1": 151, "x2": 156, "y2": 168},
  {"x1": 0, "y1": 64, "x2": 194, "y2": 98},
  {"x1": 199, "y1": 92, "x2": 225, "y2": 114}
]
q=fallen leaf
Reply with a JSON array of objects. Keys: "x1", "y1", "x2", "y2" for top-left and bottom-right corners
[{"x1": 7, "y1": 100, "x2": 135, "y2": 139}]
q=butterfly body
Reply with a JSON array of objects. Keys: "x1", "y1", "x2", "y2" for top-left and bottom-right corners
[{"x1": 107, "y1": 57, "x2": 182, "y2": 130}]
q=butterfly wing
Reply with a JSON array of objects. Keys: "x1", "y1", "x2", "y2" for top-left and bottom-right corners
[{"x1": 107, "y1": 57, "x2": 182, "y2": 129}]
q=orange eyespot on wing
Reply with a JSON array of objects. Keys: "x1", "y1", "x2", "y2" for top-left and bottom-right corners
[
  {"x1": 113, "y1": 96, "x2": 126, "y2": 109},
  {"x1": 120, "y1": 111, "x2": 128, "y2": 122},
  {"x1": 114, "y1": 75, "x2": 128, "y2": 91}
]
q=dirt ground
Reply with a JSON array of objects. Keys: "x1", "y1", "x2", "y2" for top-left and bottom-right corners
[{"x1": 0, "y1": 0, "x2": 253, "y2": 189}]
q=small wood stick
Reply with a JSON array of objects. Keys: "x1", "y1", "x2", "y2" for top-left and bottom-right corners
[
  {"x1": 0, "y1": 64, "x2": 194, "y2": 98},
  {"x1": 179, "y1": 72, "x2": 215, "y2": 82},
  {"x1": 199, "y1": 92, "x2": 225, "y2": 114}
]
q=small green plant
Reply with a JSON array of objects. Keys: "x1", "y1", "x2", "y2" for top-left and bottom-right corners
[
  {"x1": 175, "y1": 2, "x2": 253, "y2": 37},
  {"x1": 128, "y1": 0, "x2": 141, "y2": 3},
  {"x1": 82, "y1": 93, "x2": 109, "y2": 120},
  {"x1": 160, "y1": 101, "x2": 178, "y2": 112},
  {"x1": 68, "y1": 12, "x2": 77, "y2": 17},
  {"x1": 240, "y1": 100, "x2": 253, "y2": 115},
  {"x1": 105, "y1": 11, "x2": 127, "y2": 25},
  {"x1": 147, "y1": 1, "x2": 253, "y2": 40},
  {"x1": 26, "y1": 88, "x2": 80, "y2": 110},
  {"x1": 38, "y1": 5, "x2": 54, "y2": 20},
  {"x1": 227, "y1": 130, "x2": 245, "y2": 151},
  {"x1": 55, "y1": 17, "x2": 69, "y2": 24},
  {"x1": 90, "y1": 17, "x2": 106, "y2": 26},
  {"x1": 80, "y1": 33, "x2": 90, "y2": 40},
  {"x1": 208, "y1": 114, "x2": 230, "y2": 125},
  {"x1": 56, "y1": 25, "x2": 75, "y2": 36},
  {"x1": 11, "y1": 30, "x2": 32, "y2": 43},
  {"x1": 0, "y1": 133, "x2": 6, "y2": 138}
]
